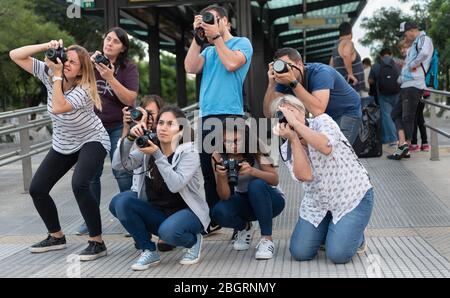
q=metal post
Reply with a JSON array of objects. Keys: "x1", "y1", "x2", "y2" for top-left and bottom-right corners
[
  {"x1": 18, "y1": 115, "x2": 32, "y2": 193},
  {"x1": 303, "y1": 0, "x2": 307, "y2": 62},
  {"x1": 148, "y1": 10, "x2": 162, "y2": 95},
  {"x1": 429, "y1": 92, "x2": 439, "y2": 161},
  {"x1": 176, "y1": 30, "x2": 187, "y2": 108}
]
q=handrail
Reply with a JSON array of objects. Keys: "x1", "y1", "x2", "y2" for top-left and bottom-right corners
[{"x1": 422, "y1": 88, "x2": 450, "y2": 161}]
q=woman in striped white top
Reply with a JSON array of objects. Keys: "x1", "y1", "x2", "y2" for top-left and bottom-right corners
[{"x1": 10, "y1": 40, "x2": 111, "y2": 261}]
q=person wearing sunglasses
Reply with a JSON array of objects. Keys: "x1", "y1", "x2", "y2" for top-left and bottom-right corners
[{"x1": 263, "y1": 47, "x2": 362, "y2": 145}]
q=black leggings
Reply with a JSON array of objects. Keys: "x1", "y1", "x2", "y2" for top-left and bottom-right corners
[
  {"x1": 29, "y1": 142, "x2": 107, "y2": 237},
  {"x1": 412, "y1": 101, "x2": 428, "y2": 145}
]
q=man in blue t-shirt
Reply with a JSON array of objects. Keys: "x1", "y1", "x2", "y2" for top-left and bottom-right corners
[
  {"x1": 263, "y1": 47, "x2": 362, "y2": 145},
  {"x1": 185, "y1": 5, "x2": 253, "y2": 234}
]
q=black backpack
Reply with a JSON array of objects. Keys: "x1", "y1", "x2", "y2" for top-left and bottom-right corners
[
  {"x1": 377, "y1": 58, "x2": 400, "y2": 95},
  {"x1": 352, "y1": 104, "x2": 382, "y2": 158}
]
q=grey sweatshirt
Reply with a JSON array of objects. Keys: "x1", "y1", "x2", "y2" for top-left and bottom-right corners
[{"x1": 112, "y1": 138, "x2": 210, "y2": 231}]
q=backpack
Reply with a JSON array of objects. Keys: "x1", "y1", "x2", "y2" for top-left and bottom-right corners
[
  {"x1": 415, "y1": 36, "x2": 438, "y2": 89},
  {"x1": 352, "y1": 103, "x2": 382, "y2": 158},
  {"x1": 377, "y1": 58, "x2": 401, "y2": 95},
  {"x1": 425, "y1": 49, "x2": 439, "y2": 89}
]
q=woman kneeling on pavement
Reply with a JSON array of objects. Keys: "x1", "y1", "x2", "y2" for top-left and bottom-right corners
[
  {"x1": 272, "y1": 94, "x2": 374, "y2": 264},
  {"x1": 109, "y1": 105, "x2": 210, "y2": 270},
  {"x1": 211, "y1": 118, "x2": 285, "y2": 260}
]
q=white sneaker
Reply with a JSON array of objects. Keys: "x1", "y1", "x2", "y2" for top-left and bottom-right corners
[
  {"x1": 255, "y1": 238, "x2": 275, "y2": 260},
  {"x1": 232, "y1": 222, "x2": 253, "y2": 251}
]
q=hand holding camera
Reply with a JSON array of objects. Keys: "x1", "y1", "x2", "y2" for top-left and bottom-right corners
[
  {"x1": 92, "y1": 51, "x2": 114, "y2": 80},
  {"x1": 239, "y1": 161, "x2": 254, "y2": 176},
  {"x1": 194, "y1": 12, "x2": 219, "y2": 45},
  {"x1": 271, "y1": 59, "x2": 299, "y2": 86}
]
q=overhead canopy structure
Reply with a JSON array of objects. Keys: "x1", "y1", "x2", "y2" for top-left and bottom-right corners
[{"x1": 73, "y1": 0, "x2": 367, "y2": 116}]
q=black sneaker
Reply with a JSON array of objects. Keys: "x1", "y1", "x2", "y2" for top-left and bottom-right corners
[
  {"x1": 202, "y1": 224, "x2": 222, "y2": 237},
  {"x1": 29, "y1": 234, "x2": 66, "y2": 253},
  {"x1": 157, "y1": 241, "x2": 175, "y2": 252},
  {"x1": 387, "y1": 144, "x2": 409, "y2": 160},
  {"x1": 79, "y1": 240, "x2": 107, "y2": 261}
]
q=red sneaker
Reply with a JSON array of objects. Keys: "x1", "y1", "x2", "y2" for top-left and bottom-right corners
[
  {"x1": 409, "y1": 144, "x2": 420, "y2": 152},
  {"x1": 421, "y1": 144, "x2": 430, "y2": 152}
]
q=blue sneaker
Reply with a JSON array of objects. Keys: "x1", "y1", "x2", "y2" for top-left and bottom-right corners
[
  {"x1": 76, "y1": 223, "x2": 88, "y2": 236},
  {"x1": 180, "y1": 234, "x2": 202, "y2": 265},
  {"x1": 131, "y1": 250, "x2": 160, "y2": 271}
]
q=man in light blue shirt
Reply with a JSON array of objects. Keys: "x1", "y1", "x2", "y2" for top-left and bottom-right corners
[{"x1": 185, "y1": 5, "x2": 253, "y2": 234}]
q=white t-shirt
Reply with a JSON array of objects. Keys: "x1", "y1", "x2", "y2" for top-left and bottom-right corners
[
  {"x1": 281, "y1": 114, "x2": 372, "y2": 227},
  {"x1": 32, "y1": 58, "x2": 110, "y2": 154}
]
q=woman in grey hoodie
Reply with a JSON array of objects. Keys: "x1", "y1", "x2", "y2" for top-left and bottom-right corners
[{"x1": 109, "y1": 105, "x2": 210, "y2": 270}]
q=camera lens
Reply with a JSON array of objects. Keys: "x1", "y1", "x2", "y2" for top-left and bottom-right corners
[
  {"x1": 135, "y1": 135, "x2": 149, "y2": 148},
  {"x1": 94, "y1": 54, "x2": 110, "y2": 67},
  {"x1": 202, "y1": 12, "x2": 215, "y2": 25},
  {"x1": 275, "y1": 110, "x2": 288, "y2": 124},
  {"x1": 130, "y1": 109, "x2": 143, "y2": 121},
  {"x1": 273, "y1": 60, "x2": 288, "y2": 74}
]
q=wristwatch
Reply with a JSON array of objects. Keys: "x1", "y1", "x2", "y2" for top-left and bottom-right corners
[
  {"x1": 289, "y1": 80, "x2": 299, "y2": 89},
  {"x1": 52, "y1": 76, "x2": 63, "y2": 82},
  {"x1": 212, "y1": 34, "x2": 221, "y2": 41}
]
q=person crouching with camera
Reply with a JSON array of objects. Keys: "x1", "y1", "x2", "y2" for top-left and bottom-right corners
[
  {"x1": 109, "y1": 106, "x2": 210, "y2": 270},
  {"x1": 211, "y1": 118, "x2": 285, "y2": 260},
  {"x1": 9, "y1": 40, "x2": 111, "y2": 260},
  {"x1": 272, "y1": 94, "x2": 374, "y2": 264}
]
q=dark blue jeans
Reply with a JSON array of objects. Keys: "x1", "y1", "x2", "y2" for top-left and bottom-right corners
[
  {"x1": 211, "y1": 179, "x2": 285, "y2": 236},
  {"x1": 91, "y1": 123, "x2": 132, "y2": 203},
  {"x1": 289, "y1": 188, "x2": 374, "y2": 264},
  {"x1": 109, "y1": 191, "x2": 203, "y2": 251},
  {"x1": 378, "y1": 94, "x2": 399, "y2": 144},
  {"x1": 334, "y1": 114, "x2": 362, "y2": 146}
]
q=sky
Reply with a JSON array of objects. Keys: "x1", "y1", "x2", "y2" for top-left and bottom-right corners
[{"x1": 353, "y1": 0, "x2": 414, "y2": 59}]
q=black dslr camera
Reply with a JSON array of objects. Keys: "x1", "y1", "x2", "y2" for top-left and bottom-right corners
[
  {"x1": 45, "y1": 47, "x2": 67, "y2": 64},
  {"x1": 135, "y1": 130, "x2": 159, "y2": 148},
  {"x1": 272, "y1": 59, "x2": 290, "y2": 74},
  {"x1": 221, "y1": 157, "x2": 241, "y2": 186},
  {"x1": 94, "y1": 54, "x2": 111, "y2": 68},
  {"x1": 194, "y1": 11, "x2": 216, "y2": 44},
  {"x1": 129, "y1": 108, "x2": 144, "y2": 122},
  {"x1": 275, "y1": 110, "x2": 309, "y2": 127}
]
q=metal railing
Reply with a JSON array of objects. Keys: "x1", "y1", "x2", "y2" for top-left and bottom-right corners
[
  {"x1": 422, "y1": 88, "x2": 450, "y2": 161},
  {"x1": 0, "y1": 102, "x2": 199, "y2": 193}
]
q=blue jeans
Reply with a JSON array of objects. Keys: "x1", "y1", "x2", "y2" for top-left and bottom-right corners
[
  {"x1": 334, "y1": 115, "x2": 361, "y2": 145},
  {"x1": 361, "y1": 96, "x2": 374, "y2": 108},
  {"x1": 91, "y1": 123, "x2": 132, "y2": 203},
  {"x1": 109, "y1": 191, "x2": 203, "y2": 251},
  {"x1": 212, "y1": 179, "x2": 285, "y2": 236},
  {"x1": 289, "y1": 188, "x2": 374, "y2": 264},
  {"x1": 378, "y1": 94, "x2": 399, "y2": 144}
]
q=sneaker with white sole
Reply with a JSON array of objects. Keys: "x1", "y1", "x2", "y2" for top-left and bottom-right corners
[
  {"x1": 357, "y1": 238, "x2": 367, "y2": 254},
  {"x1": 180, "y1": 234, "x2": 202, "y2": 265},
  {"x1": 29, "y1": 234, "x2": 66, "y2": 253},
  {"x1": 131, "y1": 250, "x2": 160, "y2": 270},
  {"x1": 79, "y1": 240, "x2": 107, "y2": 261},
  {"x1": 232, "y1": 222, "x2": 253, "y2": 251},
  {"x1": 76, "y1": 223, "x2": 88, "y2": 236},
  {"x1": 255, "y1": 238, "x2": 275, "y2": 260}
]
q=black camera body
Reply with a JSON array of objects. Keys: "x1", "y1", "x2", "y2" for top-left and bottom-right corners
[
  {"x1": 94, "y1": 54, "x2": 111, "y2": 68},
  {"x1": 194, "y1": 12, "x2": 216, "y2": 44},
  {"x1": 135, "y1": 130, "x2": 159, "y2": 148},
  {"x1": 221, "y1": 157, "x2": 241, "y2": 186},
  {"x1": 275, "y1": 110, "x2": 288, "y2": 124},
  {"x1": 45, "y1": 47, "x2": 67, "y2": 64},
  {"x1": 273, "y1": 59, "x2": 290, "y2": 74}
]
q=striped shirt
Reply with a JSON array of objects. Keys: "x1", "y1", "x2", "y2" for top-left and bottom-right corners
[
  {"x1": 331, "y1": 40, "x2": 365, "y2": 92},
  {"x1": 32, "y1": 58, "x2": 110, "y2": 154}
]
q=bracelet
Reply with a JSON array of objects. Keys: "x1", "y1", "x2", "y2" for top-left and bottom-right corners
[
  {"x1": 212, "y1": 34, "x2": 221, "y2": 41},
  {"x1": 52, "y1": 76, "x2": 63, "y2": 82}
]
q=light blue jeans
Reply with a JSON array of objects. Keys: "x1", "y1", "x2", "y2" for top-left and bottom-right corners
[
  {"x1": 378, "y1": 94, "x2": 399, "y2": 144},
  {"x1": 289, "y1": 188, "x2": 374, "y2": 264},
  {"x1": 109, "y1": 191, "x2": 203, "y2": 251}
]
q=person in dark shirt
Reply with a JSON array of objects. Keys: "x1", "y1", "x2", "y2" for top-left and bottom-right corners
[
  {"x1": 263, "y1": 47, "x2": 362, "y2": 145},
  {"x1": 77, "y1": 27, "x2": 140, "y2": 235}
]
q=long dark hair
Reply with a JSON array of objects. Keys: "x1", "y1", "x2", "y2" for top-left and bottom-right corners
[
  {"x1": 103, "y1": 27, "x2": 130, "y2": 68},
  {"x1": 147, "y1": 105, "x2": 194, "y2": 194},
  {"x1": 221, "y1": 117, "x2": 273, "y2": 167}
]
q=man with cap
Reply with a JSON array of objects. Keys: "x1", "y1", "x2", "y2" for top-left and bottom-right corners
[
  {"x1": 388, "y1": 22, "x2": 434, "y2": 160},
  {"x1": 263, "y1": 47, "x2": 362, "y2": 145}
]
